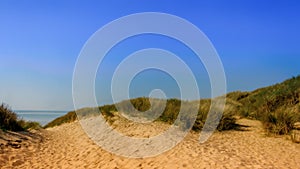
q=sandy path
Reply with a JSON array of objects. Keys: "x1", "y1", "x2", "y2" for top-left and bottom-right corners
[
  {"x1": 1, "y1": 118, "x2": 300, "y2": 169},
  {"x1": 0, "y1": 130, "x2": 43, "y2": 168}
]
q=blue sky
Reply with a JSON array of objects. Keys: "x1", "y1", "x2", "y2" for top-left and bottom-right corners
[{"x1": 0, "y1": 0, "x2": 300, "y2": 110}]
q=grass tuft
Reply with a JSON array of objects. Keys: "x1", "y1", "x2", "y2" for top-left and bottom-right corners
[{"x1": 0, "y1": 103, "x2": 24, "y2": 131}]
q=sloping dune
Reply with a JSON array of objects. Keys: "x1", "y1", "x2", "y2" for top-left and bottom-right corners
[{"x1": 1, "y1": 118, "x2": 300, "y2": 169}]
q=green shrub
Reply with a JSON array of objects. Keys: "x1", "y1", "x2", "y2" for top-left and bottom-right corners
[
  {"x1": 44, "y1": 111, "x2": 77, "y2": 128},
  {"x1": 0, "y1": 103, "x2": 24, "y2": 131},
  {"x1": 217, "y1": 113, "x2": 238, "y2": 131},
  {"x1": 226, "y1": 75, "x2": 300, "y2": 135},
  {"x1": 263, "y1": 110, "x2": 297, "y2": 135},
  {"x1": 18, "y1": 120, "x2": 42, "y2": 130},
  {"x1": 157, "y1": 98, "x2": 181, "y2": 123},
  {"x1": 193, "y1": 111, "x2": 238, "y2": 132}
]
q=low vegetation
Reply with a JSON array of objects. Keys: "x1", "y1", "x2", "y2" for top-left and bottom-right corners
[
  {"x1": 0, "y1": 103, "x2": 24, "y2": 131},
  {"x1": 45, "y1": 75, "x2": 300, "y2": 139},
  {"x1": 44, "y1": 111, "x2": 77, "y2": 128},
  {"x1": 0, "y1": 103, "x2": 41, "y2": 131},
  {"x1": 227, "y1": 75, "x2": 300, "y2": 135},
  {"x1": 19, "y1": 120, "x2": 42, "y2": 130},
  {"x1": 45, "y1": 97, "x2": 239, "y2": 132}
]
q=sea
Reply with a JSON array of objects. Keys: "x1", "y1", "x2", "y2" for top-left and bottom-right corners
[{"x1": 15, "y1": 110, "x2": 68, "y2": 126}]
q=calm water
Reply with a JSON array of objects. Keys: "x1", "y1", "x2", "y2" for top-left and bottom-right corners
[{"x1": 15, "y1": 110, "x2": 68, "y2": 126}]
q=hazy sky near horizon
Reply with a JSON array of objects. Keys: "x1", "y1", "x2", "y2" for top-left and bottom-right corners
[{"x1": 0, "y1": 0, "x2": 300, "y2": 110}]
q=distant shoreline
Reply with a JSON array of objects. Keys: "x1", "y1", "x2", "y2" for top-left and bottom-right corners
[{"x1": 15, "y1": 110, "x2": 69, "y2": 126}]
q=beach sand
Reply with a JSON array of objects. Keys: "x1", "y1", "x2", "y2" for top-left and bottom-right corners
[{"x1": 1, "y1": 118, "x2": 300, "y2": 169}]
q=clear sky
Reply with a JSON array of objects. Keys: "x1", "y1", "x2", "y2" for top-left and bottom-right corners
[{"x1": 0, "y1": 0, "x2": 300, "y2": 110}]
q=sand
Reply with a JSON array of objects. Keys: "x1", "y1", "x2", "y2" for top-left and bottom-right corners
[{"x1": 1, "y1": 118, "x2": 300, "y2": 169}]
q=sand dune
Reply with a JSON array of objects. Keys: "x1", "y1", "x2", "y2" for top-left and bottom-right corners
[{"x1": 1, "y1": 118, "x2": 300, "y2": 169}]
